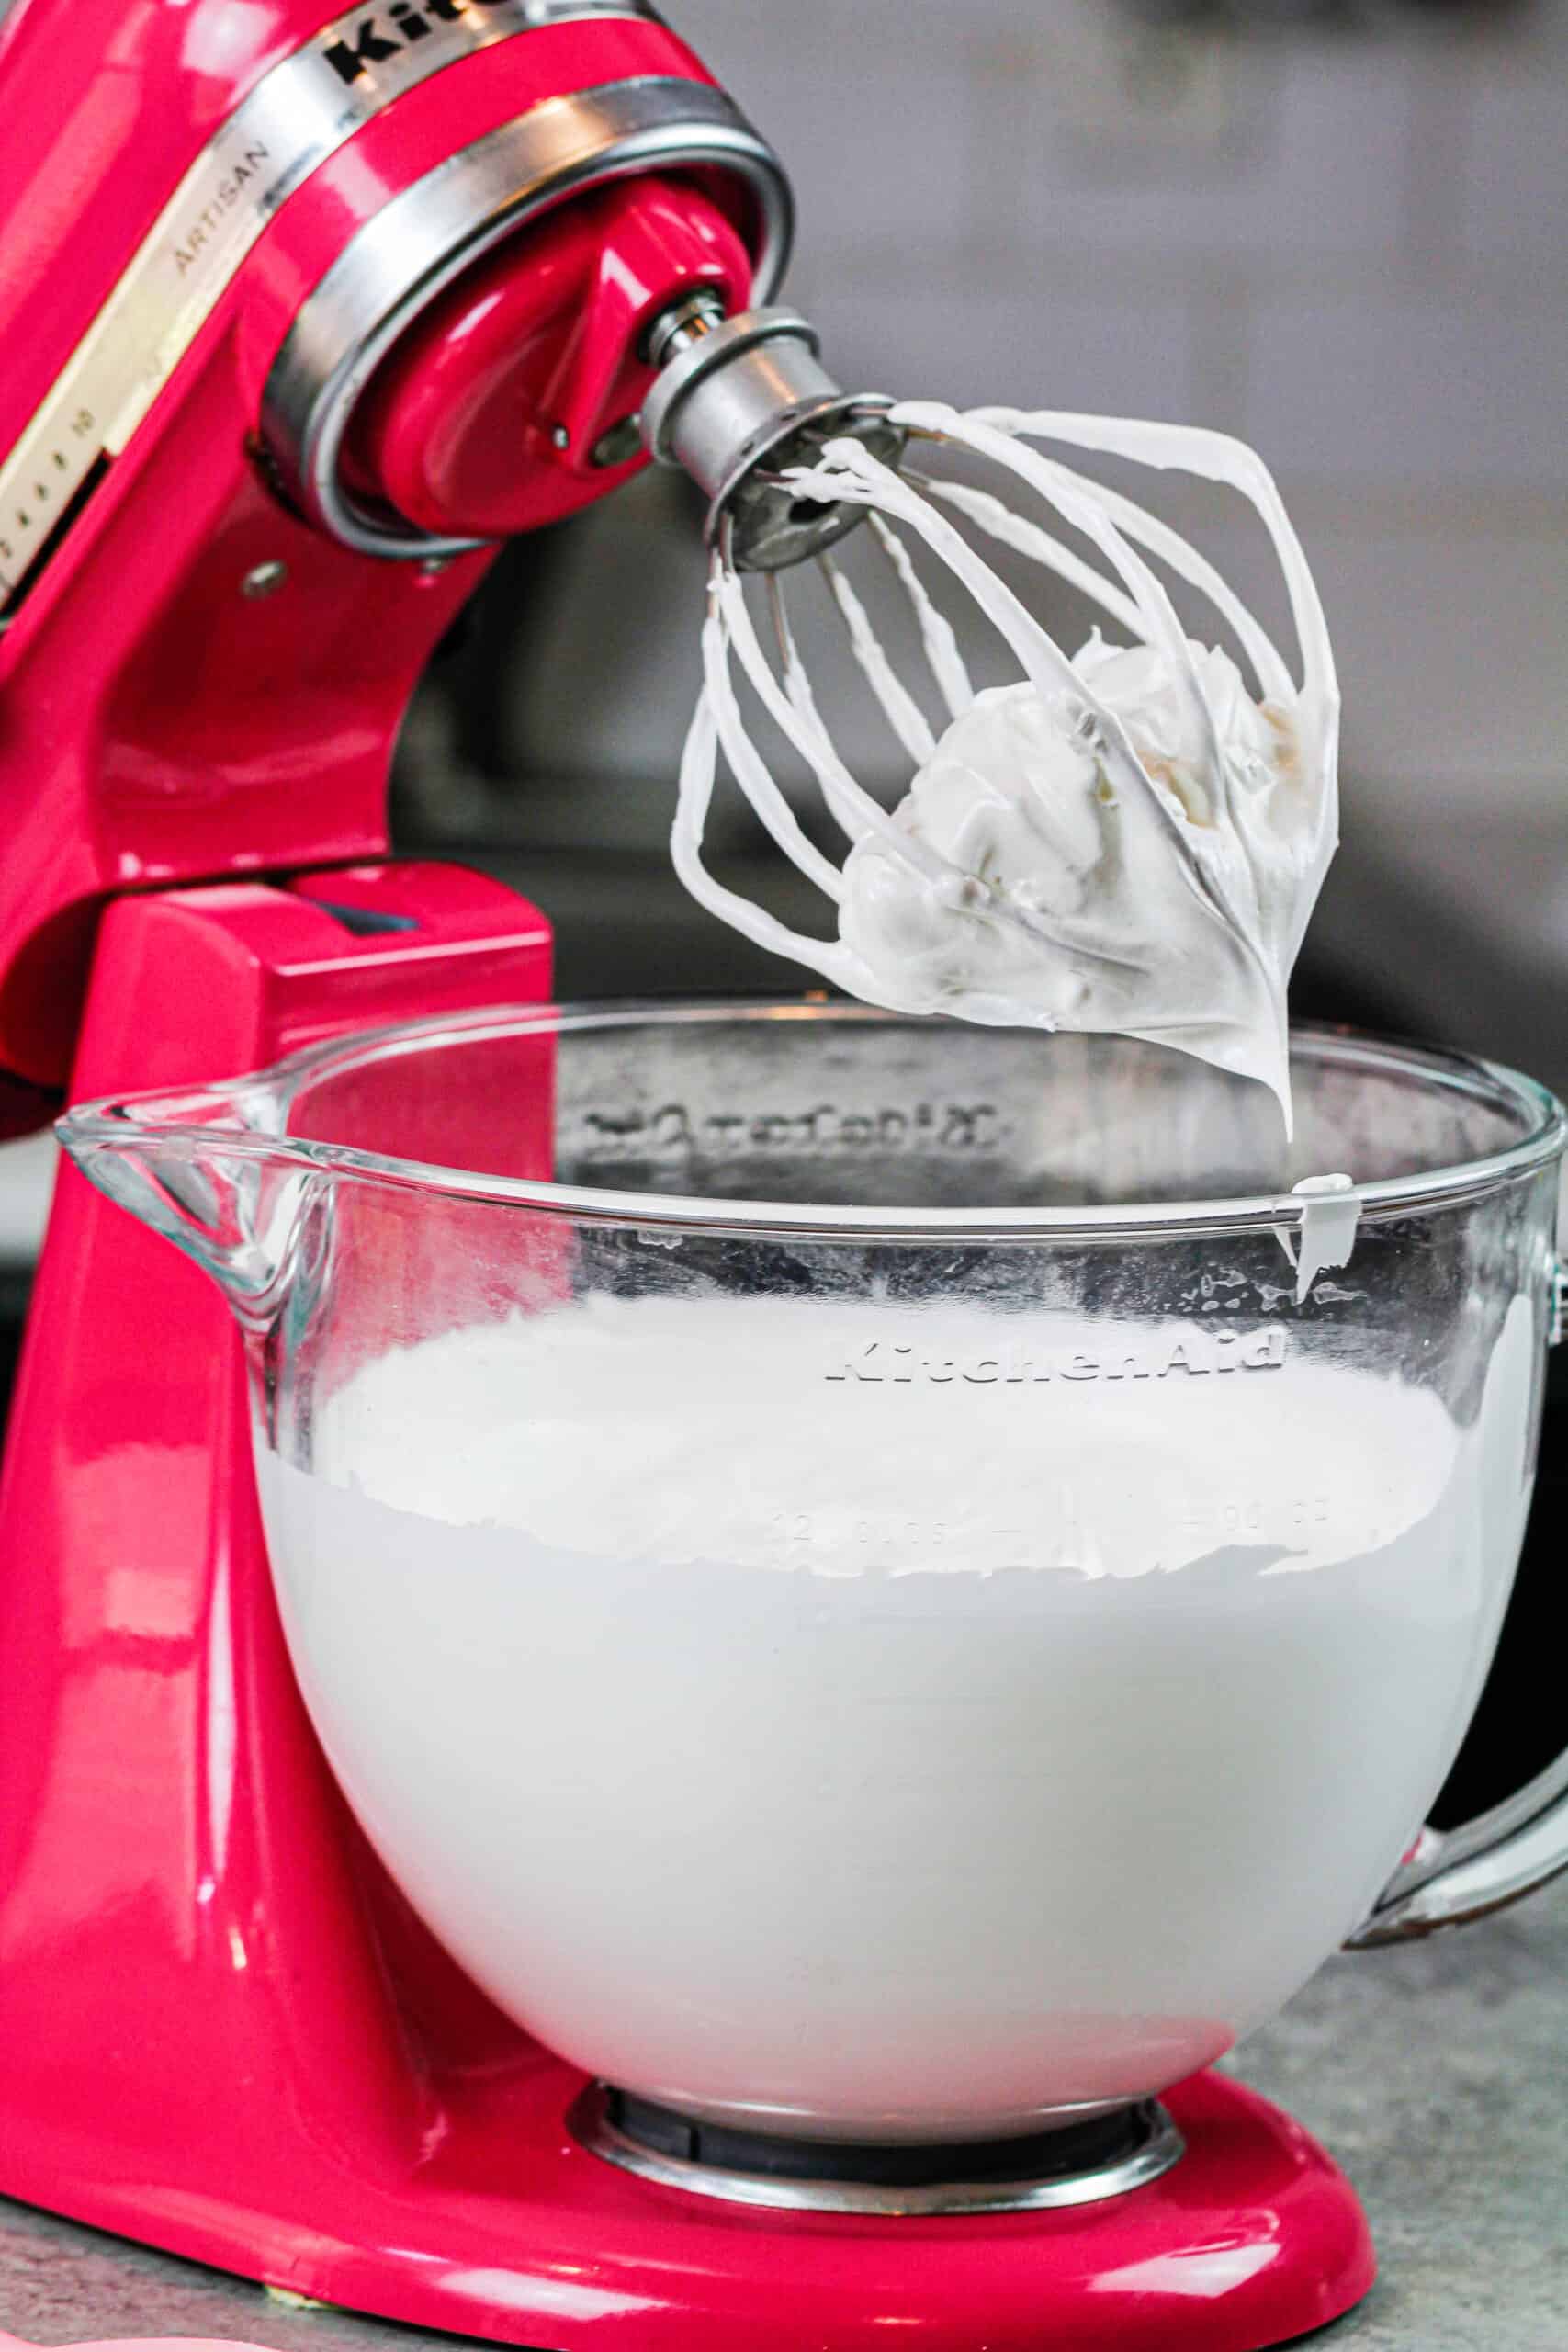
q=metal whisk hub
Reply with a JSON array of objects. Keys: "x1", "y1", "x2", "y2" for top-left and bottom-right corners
[{"x1": 642, "y1": 304, "x2": 905, "y2": 571}]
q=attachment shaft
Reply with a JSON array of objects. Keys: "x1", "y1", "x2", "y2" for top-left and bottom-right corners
[{"x1": 641, "y1": 304, "x2": 905, "y2": 571}]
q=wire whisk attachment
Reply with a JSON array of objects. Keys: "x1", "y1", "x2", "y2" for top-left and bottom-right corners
[{"x1": 671, "y1": 401, "x2": 1339, "y2": 1125}]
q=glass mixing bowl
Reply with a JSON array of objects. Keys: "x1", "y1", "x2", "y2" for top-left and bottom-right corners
[{"x1": 62, "y1": 1004, "x2": 1568, "y2": 2149}]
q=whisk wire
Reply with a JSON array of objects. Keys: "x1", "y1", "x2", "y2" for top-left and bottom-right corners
[
  {"x1": 819, "y1": 552, "x2": 938, "y2": 767},
  {"x1": 799, "y1": 439, "x2": 1172, "y2": 837},
  {"x1": 936, "y1": 413, "x2": 1234, "y2": 839},
  {"x1": 720, "y1": 561, "x2": 939, "y2": 873},
  {"x1": 701, "y1": 575, "x2": 847, "y2": 904},
  {"x1": 910, "y1": 471, "x2": 1147, "y2": 646},
  {"x1": 673, "y1": 401, "x2": 1338, "y2": 1055},
  {"x1": 671, "y1": 661, "x2": 864, "y2": 985},
  {"x1": 865, "y1": 513, "x2": 975, "y2": 724},
  {"x1": 973, "y1": 407, "x2": 1337, "y2": 741}
]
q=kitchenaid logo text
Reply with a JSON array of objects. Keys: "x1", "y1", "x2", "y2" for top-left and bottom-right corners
[
  {"x1": 323, "y1": 0, "x2": 517, "y2": 83},
  {"x1": 580, "y1": 1101, "x2": 1002, "y2": 1160},
  {"x1": 169, "y1": 1, "x2": 539, "y2": 271},
  {"x1": 826, "y1": 1328, "x2": 1288, "y2": 1386}
]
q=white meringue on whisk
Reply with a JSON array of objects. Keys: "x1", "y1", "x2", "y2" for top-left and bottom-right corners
[{"x1": 672, "y1": 401, "x2": 1339, "y2": 1129}]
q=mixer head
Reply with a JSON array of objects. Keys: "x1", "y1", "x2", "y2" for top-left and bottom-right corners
[{"x1": 0, "y1": 0, "x2": 886, "y2": 1102}]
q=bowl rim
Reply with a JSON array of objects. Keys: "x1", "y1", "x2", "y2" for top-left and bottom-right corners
[{"x1": 60, "y1": 999, "x2": 1568, "y2": 1245}]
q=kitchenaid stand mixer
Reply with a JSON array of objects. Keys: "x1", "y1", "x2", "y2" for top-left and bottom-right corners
[{"x1": 4, "y1": 6, "x2": 1568, "y2": 2348}]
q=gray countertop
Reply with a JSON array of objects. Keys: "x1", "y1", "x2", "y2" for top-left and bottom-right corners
[{"x1": 4, "y1": 1882, "x2": 1565, "y2": 2350}]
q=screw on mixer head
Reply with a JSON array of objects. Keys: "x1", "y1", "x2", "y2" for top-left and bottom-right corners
[{"x1": 640, "y1": 300, "x2": 907, "y2": 572}]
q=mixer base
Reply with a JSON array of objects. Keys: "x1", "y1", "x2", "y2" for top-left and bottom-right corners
[{"x1": 3, "y1": 2061, "x2": 1374, "y2": 2350}]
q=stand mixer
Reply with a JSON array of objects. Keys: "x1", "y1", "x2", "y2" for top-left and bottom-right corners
[{"x1": 4, "y1": 6, "x2": 1568, "y2": 2349}]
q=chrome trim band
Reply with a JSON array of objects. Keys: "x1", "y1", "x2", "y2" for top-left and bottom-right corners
[
  {"x1": 261, "y1": 78, "x2": 792, "y2": 557},
  {"x1": 573, "y1": 2086, "x2": 1185, "y2": 2217},
  {"x1": 0, "y1": 1, "x2": 663, "y2": 604}
]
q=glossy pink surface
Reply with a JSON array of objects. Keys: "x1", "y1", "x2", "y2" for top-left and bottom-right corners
[{"x1": 349, "y1": 175, "x2": 754, "y2": 538}]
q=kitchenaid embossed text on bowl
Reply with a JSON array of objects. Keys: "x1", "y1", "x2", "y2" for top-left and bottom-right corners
[{"x1": 63, "y1": 1004, "x2": 1568, "y2": 2147}]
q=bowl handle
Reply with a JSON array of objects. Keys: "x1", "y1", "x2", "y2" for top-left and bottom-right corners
[{"x1": 1347, "y1": 1259, "x2": 1568, "y2": 1949}]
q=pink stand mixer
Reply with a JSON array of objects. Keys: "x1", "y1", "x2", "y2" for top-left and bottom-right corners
[{"x1": 5, "y1": 6, "x2": 1568, "y2": 2347}]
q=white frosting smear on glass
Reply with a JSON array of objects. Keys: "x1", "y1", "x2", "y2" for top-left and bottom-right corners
[{"x1": 674, "y1": 403, "x2": 1340, "y2": 1131}]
